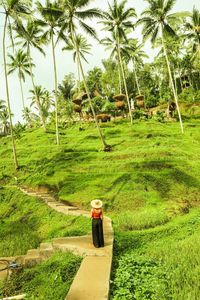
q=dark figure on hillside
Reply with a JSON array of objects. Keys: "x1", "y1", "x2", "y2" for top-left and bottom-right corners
[
  {"x1": 96, "y1": 114, "x2": 111, "y2": 122},
  {"x1": 90, "y1": 199, "x2": 104, "y2": 248},
  {"x1": 167, "y1": 101, "x2": 176, "y2": 118}
]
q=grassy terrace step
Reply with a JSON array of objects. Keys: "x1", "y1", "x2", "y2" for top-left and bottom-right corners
[
  {"x1": 0, "y1": 187, "x2": 90, "y2": 257},
  {"x1": 0, "y1": 252, "x2": 82, "y2": 300},
  {"x1": 0, "y1": 119, "x2": 200, "y2": 299}
]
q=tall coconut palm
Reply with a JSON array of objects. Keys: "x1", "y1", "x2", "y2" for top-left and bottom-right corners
[
  {"x1": 137, "y1": 0, "x2": 189, "y2": 133},
  {"x1": 0, "y1": 99, "x2": 6, "y2": 111},
  {"x1": 7, "y1": 50, "x2": 33, "y2": 109},
  {"x1": 126, "y1": 39, "x2": 148, "y2": 95},
  {"x1": 13, "y1": 19, "x2": 45, "y2": 89},
  {"x1": 61, "y1": 0, "x2": 110, "y2": 150},
  {"x1": 22, "y1": 107, "x2": 38, "y2": 127},
  {"x1": 36, "y1": 0, "x2": 64, "y2": 144},
  {"x1": 101, "y1": 33, "x2": 130, "y2": 94},
  {"x1": 154, "y1": 35, "x2": 185, "y2": 93},
  {"x1": 185, "y1": 7, "x2": 200, "y2": 62},
  {"x1": 29, "y1": 85, "x2": 52, "y2": 131},
  {"x1": 101, "y1": 0, "x2": 136, "y2": 124},
  {"x1": 63, "y1": 34, "x2": 91, "y2": 93},
  {"x1": 1, "y1": 0, "x2": 31, "y2": 169},
  {"x1": 0, "y1": 108, "x2": 10, "y2": 136}
]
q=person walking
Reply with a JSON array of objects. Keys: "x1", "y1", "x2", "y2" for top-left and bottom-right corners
[{"x1": 90, "y1": 199, "x2": 104, "y2": 248}]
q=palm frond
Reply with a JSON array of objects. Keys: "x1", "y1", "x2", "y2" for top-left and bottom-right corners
[
  {"x1": 79, "y1": 20, "x2": 98, "y2": 39},
  {"x1": 163, "y1": 22, "x2": 176, "y2": 37},
  {"x1": 75, "y1": 8, "x2": 104, "y2": 20}
]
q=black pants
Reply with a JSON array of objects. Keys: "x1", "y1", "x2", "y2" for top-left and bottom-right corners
[{"x1": 92, "y1": 218, "x2": 104, "y2": 247}]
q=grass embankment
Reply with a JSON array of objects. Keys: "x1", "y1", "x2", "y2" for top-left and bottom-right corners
[
  {"x1": 0, "y1": 251, "x2": 81, "y2": 299},
  {"x1": 0, "y1": 118, "x2": 200, "y2": 299},
  {"x1": 0, "y1": 187, "x2": 90, "y2": 257},
  {"x1": 111, "y1": 208, "x2": 200, "y2": 299}
]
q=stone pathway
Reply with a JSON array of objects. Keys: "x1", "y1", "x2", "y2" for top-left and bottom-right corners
[{"x1": 17, "y1": 186, "x2": 114, "y2": 300}]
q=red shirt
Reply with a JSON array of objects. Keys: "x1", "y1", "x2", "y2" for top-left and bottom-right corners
[{"x1": 91, "y1": 208, "x2": 103, "y2": 219}]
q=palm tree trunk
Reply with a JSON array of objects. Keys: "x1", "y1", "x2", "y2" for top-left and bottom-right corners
[
  {"x1": 178, "y1": 65, "x2": 183, "y2": 92},
  {"x1": 132, "y1": 58, "x2": 141, "y2": 95},
  {"x1": 27, "y1": 44, "x2": 36, "y2": 89},
  {"x1": 76, "y1": 57, "x2": 81, "y2": 93},
  {"x1": 70, "y1": 28, "x2": 109, "y2": 150},
  {"x1": 19, "y1": 72, "x2": 25, "y2": 109},
  {"x1": 118, "y1": 63, "x2": 122, "y2": 94},
  {"x1": 27, "y1": 45, "x2": 36, "y2": 88},
  {"x1": 172, "y1": 67, "x2": 178, "y2": 97},
  {"x1": 77, "y1": 52, "x2": 109, "y2": 150},
  {"x1": 117, "y1": 37, "x2": 133, "y2": 124},
  {"x1": 3, "y1": 14, "x2": 19, "y2": 170},
  {"x1": 51, "y1": 33, "x2": 59, "y2": 145},
  {"x1": 161, "y1": 28, "x2": 183, "y2": 133},
  {"x1": 27, "y1": 45, "x2": 46, "y2": 131}
]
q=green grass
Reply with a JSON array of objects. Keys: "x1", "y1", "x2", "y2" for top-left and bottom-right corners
[
  {"x1": 1, "y1": 119, "x2": 200, "y2": 216},
  {"x1": 0, "y1": 187, "x2": 90, "y2": 257},
  {"x1": 1, "y1": 117, "x2": 200, "y2": 298},
  {"x1": 0, "y1": 251, "x2": 82, "y2": 300},
  {"x1": 110, "y1": 208, "x2": 200, "y2": 299}
]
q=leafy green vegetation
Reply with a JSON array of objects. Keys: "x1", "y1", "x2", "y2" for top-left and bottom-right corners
[
  {"x1": 0, "y1": 117, "x2": 200, "y2": 299},
  {"x1": 0, "y1": 0, "x2": 200, "y2": 298},
  {"x1": 111, "y1": 209, "x2": 200, "y2": 299},
  {"x1": 1, "y1": 251, "x2": 82, "y2": 300},
  {"x1": 0, "y1": 187, "x2": 90, "y2": 257}
]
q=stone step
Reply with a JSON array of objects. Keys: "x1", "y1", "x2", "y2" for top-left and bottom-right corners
[
  {"x1": 39, "y1": 243, "x2": 54, "y2": 258},
  {"x1": 68, "y1": 206, "x2": 78, "y2": 211},
  {"x1": 24, "y1": 249, "x2": 41, "y2": 266},
  {"x1": 39, "y1": 243, "x2": 53, "y2": 250},
  {"x1": 0, "y1": 294, "x2": 26, "y2": 300},
  {"x1": 19, "y1": 186, "x2": 113, "y2": 300},
  {"x1": 65, "y1": 256, "x2": 112, "y2": 300},
  {"x1": 24, "y1": 255, "x2": 42, "y2": 267},
  {"x1": 26, "y1": 249, "x2": 40, "y2": 256}
]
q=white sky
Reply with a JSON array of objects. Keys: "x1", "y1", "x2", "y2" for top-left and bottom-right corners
[{"x1": 0, "y1": 0, "x2": 199, "y2": 123}]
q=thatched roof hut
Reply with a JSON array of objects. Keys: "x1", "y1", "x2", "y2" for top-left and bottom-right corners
[
  {"x1": 135, "y1": 94, "x2": 144, "y2": 101},
  {"x1": 73, "y1": 104, "x2": 82, "y2": 113},
  {"x1": 72, "y1": 98, "x2": 82, "y2": 105},
  {"x1": 115, "y1": 101, "x2": 125, "y2": 109},
  {"x1": 113, "y1": 93, "x2": 127, "y2": 101}
]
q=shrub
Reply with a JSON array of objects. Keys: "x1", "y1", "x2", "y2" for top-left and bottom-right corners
[
  {"x1": 111, "y1": 254, "x2": 170, "y2": 300},
  {"x1": 1, "y1": 252, "x2": 82, "y2": 300}
]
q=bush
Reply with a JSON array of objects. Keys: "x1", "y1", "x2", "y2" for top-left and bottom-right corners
[
  {"x1": 152, "y1": 111, "x2": 165, "y2": 123},
  {"x1": 111, "y1": 254, "x2": 170, "y2": 300},
  {"x1": 179, "y1": 88, "x2": 200, "y2": 103},
  {"x1": 1, "y1": 252, "x2": 82, "y2": 300},
  {"x1": 132, "y1": 110, "x2": 148, "y2": 120}
]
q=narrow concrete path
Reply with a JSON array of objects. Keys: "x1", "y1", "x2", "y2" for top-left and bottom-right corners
[{"x1": 19, "y1": 186, "x2": 114, "y2": 300}]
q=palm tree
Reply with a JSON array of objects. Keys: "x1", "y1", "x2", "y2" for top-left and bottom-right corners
[
  {"x1": 126, "y1": 39, "x2": 148, "y2": 96},
  {"x1": 137, "y1": 0, "x2": 188, "y2": 133},
  {"x1": 13, "y1": 19, "x2": 45, "y2": 89},
  {"x1": 22, "y1": 107, "x2": 38, "y2": 127},
  {"x1": 185, "y1": 7, "x2": 200, "y2": 62},
  {"x1": 101, "y1": 0, "x2": 136, "y2": 124},
  {"x1": 61, "y1": 0, "x2": 110, "y2": 151},
  {"x1": 154, "y1": 35, "x2": 185, "y2": 93},
  {"x1": 63, "y1": 34, "x2": 91, "y2": 93},
  {"x1": 7, "y1": 50, "x2": 33, "y2": 109},
  {"x1": 29, "y1": 85, "x2": 52, "y2": 131},
  {"x1": 101, "y1": 33, "x2": 130, "y2": 94},
  {"x1": 36, "y1": 0, "x2": 64, "y2": 144},
  {"x1": 0, "y1": 108, "x2": 12, "y2": 136},
  {"x1": 0, "y1": 99, "x2": 6, "y2": 111},
  {"x1": 1, "y1": 0, "x2": 31, "y2": 169}
]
